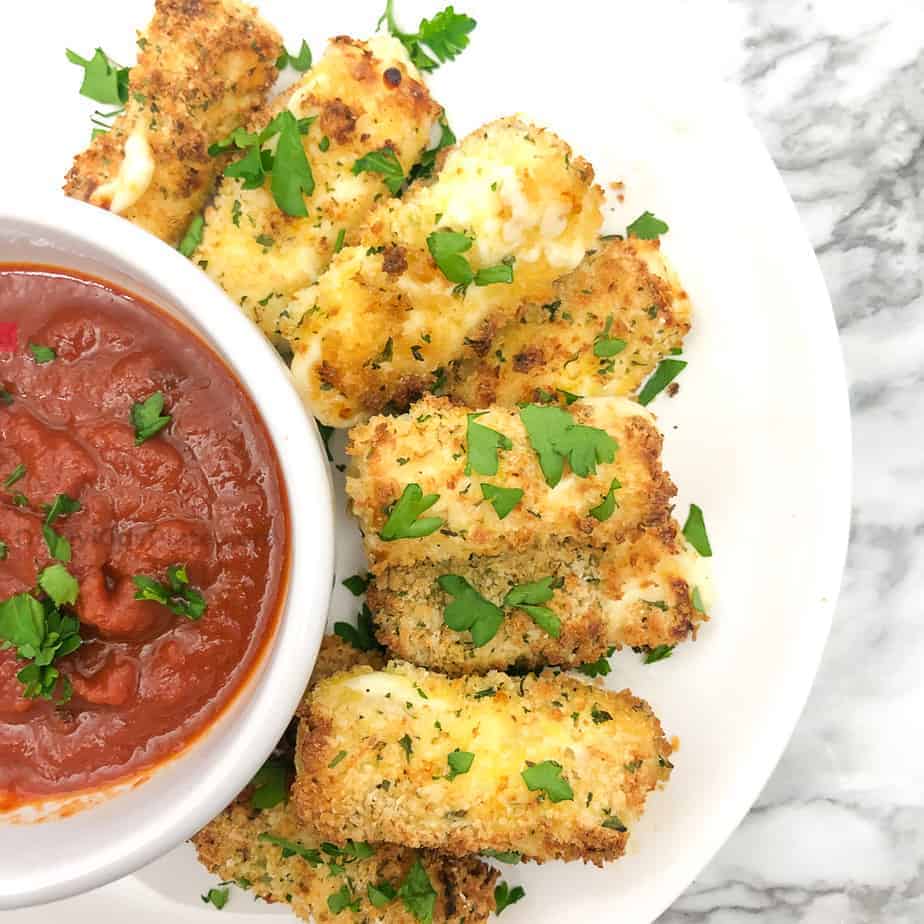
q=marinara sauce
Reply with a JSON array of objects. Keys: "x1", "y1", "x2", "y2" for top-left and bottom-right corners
[{"x1": 0, "y1": 265, "x2": 288, "y2": 804}]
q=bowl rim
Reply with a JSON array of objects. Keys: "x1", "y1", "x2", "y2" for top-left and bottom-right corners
[{"x1": 0, "y1": 193, "x2": 334, "y2": 909}]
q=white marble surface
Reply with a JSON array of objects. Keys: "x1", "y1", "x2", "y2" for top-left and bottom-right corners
[{"x1": 662, "y1": 1, "x2": 924, "y2": 921}]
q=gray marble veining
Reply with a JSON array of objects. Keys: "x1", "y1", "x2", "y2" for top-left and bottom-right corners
[{"x1": 662, "y1": 1, "x2": 924, "y2": 921}]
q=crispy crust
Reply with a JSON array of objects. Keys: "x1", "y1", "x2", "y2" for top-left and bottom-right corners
[
  {"x1": 289, "y1": 116, "x2": 605, "y2": 426},
  {"x1": 294, "y1": 662, "x2": 673, "y2": 864},
  {"x1": 448, "y1": 237, "x2": 693, "y2": 406},
  {"x1": 197, "y1": 34, "x2": 441, "y2": 339},
  {"x1": 63, "y1": 0, "x2": 282, "y2": 245}
]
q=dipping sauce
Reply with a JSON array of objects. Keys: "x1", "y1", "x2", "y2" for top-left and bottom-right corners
[{"x1": 0, "y1": 265, "x2": 288, "y2": 804}]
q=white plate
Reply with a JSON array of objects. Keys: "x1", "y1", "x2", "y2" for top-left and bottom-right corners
[{"x1": 0, "y1": 0, "x2": 850, "y2": 921}]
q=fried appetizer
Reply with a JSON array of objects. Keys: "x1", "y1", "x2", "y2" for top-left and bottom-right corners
[
  {"x1": 64, "y1": 0, "x2": 282, "y2": 246},
  {"x1": 289, "y1": 116, "x2": 604, "y2": 426},
  {"x1": 295, "y1": 662, "x2": 673, "y2": 864},
  {"x1": 448, "y1": 237, "x2": 692, "y2": 407},
  {"x1": 196, "y1": 35, "x2": 441, "y2": 339}
]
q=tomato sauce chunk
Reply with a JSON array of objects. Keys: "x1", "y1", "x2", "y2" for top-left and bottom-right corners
[{"x1": 0, "y1": 265, "x2": 288, "y2": 803}]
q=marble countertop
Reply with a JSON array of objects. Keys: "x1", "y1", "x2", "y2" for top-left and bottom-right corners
[{"x1": 663, "y1": 1, "x2": 924, "y2": 920}]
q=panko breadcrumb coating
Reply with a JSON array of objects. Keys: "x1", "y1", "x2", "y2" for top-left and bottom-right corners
[
  {"x1": 448, "y1": 236, "x2": 692, "y2": 406},
  {"x1": 289, "y1": 116, "x2": 604, "y2": 426},
  {"x1": 294, "y1": 662, "x2": 673, "y2": 864},
  {"x1": 193, "y1": 636, "x2": 497, "y2": 924},
  {"x1": 64, "y1": 0, "x2": 282, "y2": 246},
  {"x1": 196, "y1": 35, "x2": 441, "y2": 340}
]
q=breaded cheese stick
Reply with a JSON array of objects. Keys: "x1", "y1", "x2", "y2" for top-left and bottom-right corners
[
  {"x1": 64, "y1": 0, "x2": 282, "y2": 246},
  {"x1": 346, "y1": 395, "x2": 675, "y2": 572},
  {"x1": 448, "y1": 237, "x2": 692, "y2": 407},
  {"x1": 289, "y1": 117, "x2": 604, "y2": 426},
  {"x1": 196, "y1": 36, "x2": 441, "y2": 339},
  {"x1": 193, "y1": 637, "x2": 496, "y2": 924},
  {"x1": 294, "y1": 662, "x2": 673, "y2": 864}
]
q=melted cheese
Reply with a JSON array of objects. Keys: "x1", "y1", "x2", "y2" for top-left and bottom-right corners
[{"x1": 90, "y1": 123, "x2": 155, "y2": 215}]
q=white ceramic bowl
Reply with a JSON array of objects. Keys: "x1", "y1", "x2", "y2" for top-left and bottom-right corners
[{"x1": 0, "y1": 194, "x2": 334, "y2": 909}]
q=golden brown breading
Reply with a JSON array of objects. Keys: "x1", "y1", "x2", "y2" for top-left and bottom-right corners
[
  {"x1": 196, "y1": 35, "x2": 441, "y2": 339},
  {"x1": 294, "y1": 662, "x2": 673, "y2": 864},
  {"x1": 297, "y1": 634, "x2": 387, "y2": 718},
  {"x1": 448, "y1": 237, "x2": 692, "y2": 407},
  {"x1": 346, "y1": 395, "x2": 674, "y2": 573},
  {"x1": 193, "y1": 796, "x2": 497, "y2": 923},
  {"x1": 289, "y1": 116, "x2": 605, "y2": 427},
  {"x1": 64, "y1": 0, "x2": 282, "y2": 246}
]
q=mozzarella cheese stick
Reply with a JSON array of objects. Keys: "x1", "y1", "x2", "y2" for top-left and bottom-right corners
[
  {"x1": 196, "y1": 36, "x2": 441, "y2": 339},
  {"x1": 346, "y1": 395, "x2": 675, "y2": 573},
  {"x1": 64, "y1": 0, "x2": 282, "y2": 246},
  {"x1": 294, "y1": 662, "x2": 673, "y2": 864},
  {"x1": 289, "y1": 117, "x2": 604, "y2": 426},
  {"x1": 448, "y1": 237, "x2": 692, "y2": 406}
]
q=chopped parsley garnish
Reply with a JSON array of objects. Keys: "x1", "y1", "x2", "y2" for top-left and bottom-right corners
[
  {"x1": 131, "y1": 391, "x2": 172, "y2": 445},
  {"x1": 521, "y1": 760, "x2": 573, "y2": 803},
  {"x1": 589, "y1": 478, "x2": 621, "y2": 522},
  {"x1": 342, "y1": 573, "x2": 370, "y2": 596},
  {"x1": 503, "y1": 577, "x2": 560, "y2": 638},
  {"x1": 380, "y1": 483, "x2": 443, "y2": 540},
  {"x1": 132, "y1": 564, "x2": 206, "y2": 620},
  {"x1": 465, "y1": 412, "x2": 511, "y2": 475},
  {"x1": 445, "y1": 748, "x2": 474, "y2": 780},
  {"x1": 438, "y1": 574, "x2": 503, "y2": 647},
  {"x1": 399, "y1": 733, "x2": 413, "y2": 760},
  {"x1": 643, "y1": 644, "x2": 674, "y2": 664},
  {"x1": 578, "y1": 646, "x2": 615, "y2": 677},
  {"x1": 42, "y1": 493, "x2": 81, "y2": 562},
  {"x1": 352, "y1": 147, "x2": 405, "y2": 195},
  {"x1": 249, "y1": 758, "x2": 292, "y2": 810},
  {"x1": 3, "y1": 464, "x2": 25, "y2": 489},
  {"x1": 327, "y1": 883, "x2": 361, "y2": 914},
  {"x1": 626, "y1": 211, "x2": 669, "y2": 240},
  {"x1": 38, "y1": 564, "x2": 79, "y2": 606},
  {"x1": 519, "y1": 404, "x2": 617, "y2": 487},
  {"x1": 201, "y1": 887, "x2": 230, "y2": 910},
  {"x1": 426, "y1": 230, "x2": 513, "y2": 290},
  {"x1": 481, "y1": 849, "x2": 521, "y2": 863},
  {"x1": 0, "y1": 388, "x2": 12, "y2": 406},
  {"x1": 602, "y1": 814, "x2": 628, "y2": 831},
  {"x1": 377, "y1": 1, "x2": 476, "y2": 72},
  {"x1": 257, "y1": 833, "x2": 322, "y2": 865},
  {"x1": 480, "y1": 482, "x2": 523, "y2": 519},
  {"x1": 0, "y1": 542, "x2": 7, "y2": 561},
  {"x1": 276, "y1": 39, "x2": 312, "y2": 72},
  {"x1": 177, "y1": 214, "x2": 204, "y2": 257},
  {"x1": 11, "y1": 493, "x2": 28, "y2": 508},
  {"x1": 637, "y1": 358, "x2": 687, "y2": 406},
  {"x1": 329, "y1": 750, "x2": 348, "y2": 769},
  {"x1": 28, "y1": 344, "x2": 56, "y2": 364},
  {"x1": 593, "y1": 316, "x2": 626, "y2": 358},
  {"x1": 66, "y1": 47, "x2": 130, "y2": 106},
  {"x1": 682, "y1": 503, "x2": 712, "y2": 556},
  {"x1": 368, "y1": 882, "x2": 398, "y2": 908},
  {"x1": 474, "y1": 258, "x2": 515, "y2": 286},
  {"x1": 494, "y1": 881, "x2": 526, "y2": 915},
  {"x1": 334, "y1": 604, "x2": 382, "y2": 652},
  {"x1": 333, "y1": 227, "x2": 346, "y2": 253},
  {"x1": 691, "y1": 585, "x2": 706, "y2": 612},
  {"x1": 408, "y1": 119, "x2": 456, "y2": 183},
  {"x1": 397, "y1": 856, "x2": 438, "y2": 923},
  {"x1": 590, "y1": 704, "x2": 613, "y2": 724}
]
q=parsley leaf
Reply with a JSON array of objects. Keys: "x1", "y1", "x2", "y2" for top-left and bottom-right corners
[
  {"x1": 28, "y1": 344, "x2": 56, "y2": 364},
  {"x1": 438, "y1": 574, "x2": 504, "y2": 647},
  {"x1": 0, "y1": 388, "x2": 12, "y2": 406},
  {"x1": 682, "y1": 503, "x2": 712, "y2": 556},
  {"x1": 342, "y1": 574, "x2": 369, "y2": 596},
  {"x1": 474, "y1": 258, "x2": 514, "y2": 287},
  {"x1": 178, "y1": 214, "x2": 204, "y2": 257},
  {"x1": 494, "y1": 881, "x2": 526, "y2": 915},
  {"x1": 132, "y1": 565, "x2": 206, "y2": 620},
  {"x1": 408, "y1": 119, "x2": 456, "y2": 183},
  {"x1": 42, "y1": 493, "x2": 81, "y2": 562},
  {"x1": 327, "y1": 882, "x2": 361, "y2": 914},
  {"x1": 131, "y1": 391, "x2": 172, "y2": 445},
  {"x1": 399, "y1": 733, "x2": 413, "y2": 760},
  {"x1": 378, "y1": 1, "x2": 476, "y2": 72},
  {"x1": 465, "y1": 413, "x2": 511, "y2": 476},
  {"x1": 0, "y1": 541, "x2": 7, "y2": 561},
  {"x1": 201, "y1": 887, "x2": 230, "y2": 910},
  {"x1": 480, "y1": 482, "x2": 523, "y2": 519},
  {"x1": 368, "y1": 882, "x2": 398, "y2": 908},
  {"x1": 277, "y1": 39, "x2": 312, "y2": 72},
  {"x1": 637, "y1": 358, "x2": 687, "y2": 405},
  {"x1": 521, "y1": 760, "x2": 573, "y2": 803},
  {"x1": 593, "y1": 316, "x2": 627, "y2": 358},
  {"x1": 578, "y1": 646, "x2": 616, "y2": 677},
  {"x1": 38, "y1": 564, "x2": 79, "y2": 607},
  {"x1": 380, "y1": 484, "x2": 443, "y2": 541},
  {"x1": 626, "y1": 210, "x2": 669, "y2": 239},
  {"x1": 503, "y1": 577, "x2": 560, "y2": 637},
  {"x1": 258, "y1": 833, "x2": 322, "y2": 865},
  {"x1": 249, "y1": 758, "x2": 292, "y2": 810},
  {"x1": 591, "y1": 704, "x2": 613, "y2": 724},
  {"x1": 352, "y1": 147, "x2": 405, "y2": 196},
  {"x1": 589, "y1": 478, "x2": 621, "y2": 522},
  {"x1": 3, "y1": 464, "x2": 25, "y2": 489},
  {"x1": 397, "y1": 857, "x2": 437, "y2": 924},
  {"x1": 519, "y1": 404, "x2": 617, "y2": 487},
  {"x1": 66, "y1": 48, "x2": 130, "y2": 106},
  {"x1": 602, "y1": 814, "x2": 628, "y2": 831},
  {"x1": 643, "y1": 644, "x2": 674, "y2": 664},
  {"x1": 427, "y1": 230, "x2": 474, "y2": 285},
  {"x1": 334, "y1": 604, "x2": 382, "y2": 652},
  {"x1": 271, "y1": 111, "x2": 314, "y2": 217},
  {"x1": 691, "y1": 585, "x2": 706, "y2": 613},
  {"x1": 446, "y1": 748, "x2": 474, "y2": 780}
]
